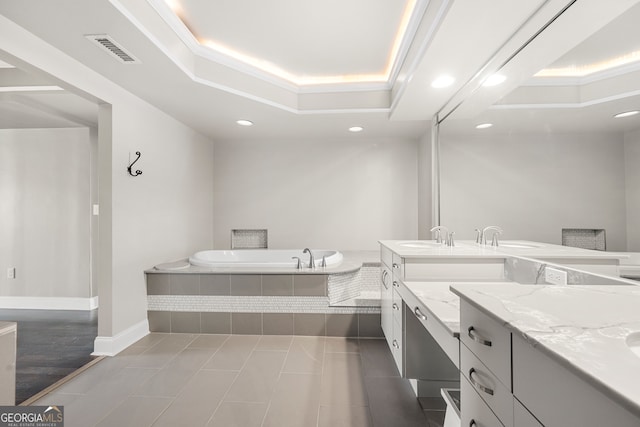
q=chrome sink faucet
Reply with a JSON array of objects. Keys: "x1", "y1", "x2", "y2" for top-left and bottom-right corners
[
  {"x1": 430, "y1": 226, "x2": 448, "y2": 244},
  {"x1": 303, "y1": 248, "x2": 315, "y2": 268},
  {"x1": 480, "y1": 226, "x2": 503, "y2": 246},
  {"x1": 430, "y1": 226, "x2": 454, "y2": 247}
]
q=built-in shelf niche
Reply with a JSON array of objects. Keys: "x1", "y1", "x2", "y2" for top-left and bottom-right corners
[{"x1": 562, "y1": 228, "x2": 606, "y2": 251}]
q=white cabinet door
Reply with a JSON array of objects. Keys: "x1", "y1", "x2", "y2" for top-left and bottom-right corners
[
  {"x1": 512, "y1": 333, "x2": 640, "y2": 427},
  {"x1": 380, "y1": 264, "x2": 393, "y2": 348},
  {"x1": 514, "y1": 398, "x2": 542, "y2": 427}
]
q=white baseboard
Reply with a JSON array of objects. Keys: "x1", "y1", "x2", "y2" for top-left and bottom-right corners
[
  {"x1": 93, "y1": 318, "x2": 149, "y2": 357},
  {"x1": 0, "y1": 296, "x2": 99, "y2": 310}
]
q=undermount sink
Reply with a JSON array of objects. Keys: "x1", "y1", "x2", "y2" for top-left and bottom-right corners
[
  {"x1": 626, "y1": 332, "x2": 640, "y2": 358},
  {"x1": 497, "y1": 242, "x2": 542, "y2": 249},
  {"x1": 397, "y1": 240, "x2": 444, "y2": 248}
]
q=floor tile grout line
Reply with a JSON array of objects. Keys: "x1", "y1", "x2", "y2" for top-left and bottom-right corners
[
  {"x1": 136, "y1": 334, "x2": 231, "y2": 427},
  {"x1": 204, "y1": 335, "x2": 261, "y2": 426},
  {"x1": 191, "y1": 333, "x2": 232, "y2": 373}
]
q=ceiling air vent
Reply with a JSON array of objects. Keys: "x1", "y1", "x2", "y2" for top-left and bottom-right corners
[{"x1": 85, "y1": 34, "x2": 141, "y2": 64}]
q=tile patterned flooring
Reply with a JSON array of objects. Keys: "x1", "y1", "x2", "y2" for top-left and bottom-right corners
[{"x1": 34, "y1": 334, "x2": 446, "y2": 426}]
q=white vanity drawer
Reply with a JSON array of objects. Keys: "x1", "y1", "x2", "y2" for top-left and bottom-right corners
[
  {"x1": 514, "y1": 398, "x2": 542, "y2": 427},
  {"x1": 460, "y1": 300, "x2": 511, "y2": 389},
  {"x1": 461, "y1": 375, "x2": 505, "y2": 427},
  {"x1": 392, "y1": 289, "x2": 402, "y2": 325},
  {"x1": 461, "y1": 343, "x2": 513, "y2": 427}
]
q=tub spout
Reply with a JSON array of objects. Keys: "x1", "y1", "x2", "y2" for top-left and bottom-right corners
[{"x1": 303, "y1": 248, "x2": 315, "y2": 269}]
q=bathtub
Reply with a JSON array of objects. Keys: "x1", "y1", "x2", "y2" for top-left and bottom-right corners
[{"x1": 189, "y1": 249, "x2": 344, "y2": 268}]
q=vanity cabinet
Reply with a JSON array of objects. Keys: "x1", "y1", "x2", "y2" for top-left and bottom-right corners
[
  {"x1": 380, "y1": 245, "x2": 459, "y2": 394},
  {"x1": 380, "y1": 246, "x2": 403, "y2": 374},
  {"x1": 459, "y1": 300, "x2": 640, "y2": 427}
]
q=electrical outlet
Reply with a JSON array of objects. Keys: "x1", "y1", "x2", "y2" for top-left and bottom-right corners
[
  {"x1": 7, "y1": 267, "x2": 15, "y2": 279},
  {"x1": 92, "y1": 204, "x2": 100, "y2": 215},
  {"x1": 545, "y1": 267, "x2": 567, "y2": 285}
]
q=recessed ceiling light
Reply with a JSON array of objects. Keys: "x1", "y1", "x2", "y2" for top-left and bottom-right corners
[
  {"x1": 349, "y1": 126, "x2": 364, "y2": 133},
  {"x1": 431, "y1": 75, "x2": 455, "y2": 89},
  {"x1": 236, "y1": 119, "x2": 253, "y2": 126},
  {"x1": 475, "y1": 123, "x2": 493, "y2": 129},
  {"x1": 482, "y1": 74, "x2": 506, "y2": 87},
  {"x1": 614, "y1": 111, "x2": 639, "y2": 118}
]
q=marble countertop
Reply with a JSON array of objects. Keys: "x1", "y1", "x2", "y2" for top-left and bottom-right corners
[
  {"x1": 450, "y1": 283, "x2": 640, "y2": 417},
  {"x1": 379, "y1": 240, "x2": 510, "y2": 259},
  {"x1": 380, "y1": 240, "x2": 629, "y2": 261},
  {"x1": 0, "y1": 321, "x2": 17, "y2": 335},
  {"x1": 148, "y1": 250, "x2": 380, "y2": 274},
  {"x1": 402, "y1": 281, "x2": 518, "y2": 338},
  {"x1": 492, "y1": 240, "x2": 630, "y2": 260}
]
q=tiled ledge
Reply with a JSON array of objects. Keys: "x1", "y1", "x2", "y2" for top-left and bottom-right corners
[
  {"x1": 147, "y1": 310, "x2": 383, "y2": 338},
  {"x1": 147, "y1": 273, "x2": 328, "y2": 297}
]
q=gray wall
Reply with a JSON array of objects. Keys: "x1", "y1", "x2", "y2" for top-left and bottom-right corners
[
  {"x1": 625, "y1": 129, "x2": 640, "y2": 251},
  {"x1": 0, "y1": 128, "x2": 93, "y2": 298},
  {"x1": 1, "y1": 15, "x2": 215, "y2": 343},
  {"x1": 439, "y1": 131, "x2": 628, "y2": 250},
  {"x1": 417, "y1": 130, "x2": 432, "y2": 239},
  {"x1": 213, "y1": 138, "x2": 419, "y2": 250}
]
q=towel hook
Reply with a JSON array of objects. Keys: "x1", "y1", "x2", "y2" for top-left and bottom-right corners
[{"x1": 127, "y1": 151, "x2": 142, "y2": 177}]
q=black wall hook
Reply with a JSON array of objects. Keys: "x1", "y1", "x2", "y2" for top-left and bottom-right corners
[{"x1": 127, "y1": 151, "x2": 142, "y2": 176}]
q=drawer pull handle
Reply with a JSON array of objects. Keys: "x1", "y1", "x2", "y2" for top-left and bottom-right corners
[
  {"x1": 468, "y1": 326, "x2": 492, "y2": 347},
  {"x1": 392, "y1": 281, "x2": 399, "y2": 288},
  {"x1": 392, "y1": 339, "x2": 399, "y2": 349},
  {"x1": 392, "y1": 303, "x2": 399, "y2": 311},
  {"x1": 381, "y1": 271, "x2": 389, "y2": 290},
  {"x1": 392, "y1": 263, "x2": 400, "y2": 269},
  {"x1": 414, "y1": 307, "x2": 427, "y2": 321},
  {"x1": 469, "y1": 368, "x2": 494, "y2": 396}
]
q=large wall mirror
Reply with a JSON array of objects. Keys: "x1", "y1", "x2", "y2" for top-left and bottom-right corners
[{"x1": 438, "y1": 0, "x2": 640, "y2": 252}]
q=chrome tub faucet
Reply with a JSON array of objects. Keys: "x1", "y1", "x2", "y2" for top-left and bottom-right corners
[{"x1": 303, "y1": 248, "x2": 315, "y2": 268}]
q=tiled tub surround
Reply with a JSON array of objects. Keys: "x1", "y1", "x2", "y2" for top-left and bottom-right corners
[{"x1": 146, "y1": 251, "x2": 382, "y2": 337}]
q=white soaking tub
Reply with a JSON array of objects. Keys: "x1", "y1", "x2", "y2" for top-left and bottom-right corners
[{"x1": 188, "y1": 249, "x2": 343, "y2": 268}]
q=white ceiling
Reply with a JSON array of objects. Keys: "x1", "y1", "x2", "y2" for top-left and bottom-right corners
[
  {"x1": 1, "y1": 0, "x2": 640, "y2": 139},
  {"x1": 443, "y1": 0, "x2": 640, "y2": 135},
  {"x1": 172, "y1": 0, "x2": 412, "y2": 82},
  {"x1": 0, "y1": 65, "x2": 98, "y2": 129}
]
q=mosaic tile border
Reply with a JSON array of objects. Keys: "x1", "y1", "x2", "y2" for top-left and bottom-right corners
[{"x1": 147, "y1": 295, "x2": 380, "y2": 314}]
